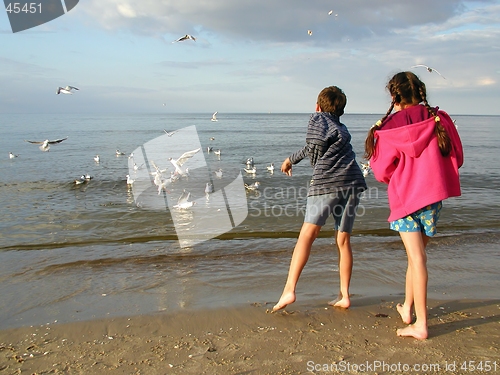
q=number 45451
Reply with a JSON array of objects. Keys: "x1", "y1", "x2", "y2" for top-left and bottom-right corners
[{"x1": 5, "y1": 3, "x2": 42, "y2": 14}]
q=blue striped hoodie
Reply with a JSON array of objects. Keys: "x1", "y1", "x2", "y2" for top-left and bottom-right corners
[{"x1": 289, "y1": 112, "x2": 367, "y2": 196}]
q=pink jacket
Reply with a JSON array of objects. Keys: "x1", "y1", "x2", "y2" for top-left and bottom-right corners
[{"x1": 371, "y1": 108, "x2": 463, "y2": 221}]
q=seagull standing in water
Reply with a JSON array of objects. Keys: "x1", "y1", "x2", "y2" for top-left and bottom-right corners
[
  {"x1": 205, "y1": 182, "x2": 214, "y2": 199},
  {"x1": 57, "y1": 86, "x2": 79, "y2": 95},
  {"x1": 25, "y1": 137, "x2": 68, "y2": 152},
  {"x1": 411, "y1": 64, "x2": 446, "y2": 79},
  {"x1": 169, "y1": 148, "x2": 201, "y2": 177}
]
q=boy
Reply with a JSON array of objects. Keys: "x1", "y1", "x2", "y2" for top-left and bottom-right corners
[{"x1": 273, "y1": 86, "x2": 367, "y2": 312}]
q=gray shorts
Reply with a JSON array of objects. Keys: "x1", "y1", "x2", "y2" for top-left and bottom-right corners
[{"x1": 304, "y1": 189, "x2": 362, "y2": 233}]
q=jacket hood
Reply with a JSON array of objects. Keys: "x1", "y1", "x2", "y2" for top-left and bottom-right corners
[{"x1": 375, "y1": 116, "x2": 437, "y2": 158}]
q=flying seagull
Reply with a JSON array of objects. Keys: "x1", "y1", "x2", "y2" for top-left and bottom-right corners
[
  {"x1": 169, "y1": 148, "x2": 201, "y2": 176},
  {"x1": 163, "y1": 130, "x2": 178, "y2": 137},
  {"x1": 411, "y1": 64, "x2": 446, "y2": 79},
  {"x1": 173, "y1": 34, "x2": 196, "y2": 43},
  {"x1": 57, "y1": 86, "x2": 79, "y2": 95},
  {"x1": 307, "y1": 30, "x2": 313, "y2": 36},
  {"x1": 25, "y1": 137, "x2": 68, "y2": 152},
  {"x1": 211, "y1": 112, "x2": 218, "y2": 122}
]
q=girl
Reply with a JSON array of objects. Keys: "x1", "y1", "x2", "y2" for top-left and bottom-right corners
[{"x1": 365, "y1": 71, "x2": 463, "y2": 339}]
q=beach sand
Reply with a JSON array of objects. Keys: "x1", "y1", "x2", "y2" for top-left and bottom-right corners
[{"x1": 0, "y1": 297, "x2": 498, "y2": 374}]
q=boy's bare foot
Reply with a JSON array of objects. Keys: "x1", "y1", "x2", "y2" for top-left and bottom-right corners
[
  {"x1": 396, "y1": 303, "x2": 413, "y2": 324},
  {"x1": 328, "y1": 295, "x2": 350, "y2": 308},
  {"x1": 396, "y1": 324, "x2": 428, "y2": 340},
  {"x1": 272, "y1": 291, "x2": 296, "y2": 312}
]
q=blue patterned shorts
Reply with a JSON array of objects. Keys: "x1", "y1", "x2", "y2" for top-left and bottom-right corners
[{"x1": 390, "y1": 202, "x2": 442, "y2": 237}]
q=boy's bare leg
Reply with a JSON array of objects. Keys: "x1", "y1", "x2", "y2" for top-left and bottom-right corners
[
  {"x1": 396, "y1": 232, "x2": 429, "y2": 339},
  {"x1": 397, "y1": 234, "x2": 429, "y2": 325},
  {"x1": 328, "y1": 231, "x2": 352, "y2": 308},
  {"x1": 273, "y1": 223, "x2": 321, "y2": 312}
]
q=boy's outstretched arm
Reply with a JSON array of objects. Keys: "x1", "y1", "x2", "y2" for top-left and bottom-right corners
[{"x1": 281, "y1": 157, "x2": 293, "y2": 176}]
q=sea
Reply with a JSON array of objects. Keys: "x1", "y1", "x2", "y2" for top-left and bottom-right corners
[{"x1": 0, "y1": 113, "x2": 498, "y2": 329}]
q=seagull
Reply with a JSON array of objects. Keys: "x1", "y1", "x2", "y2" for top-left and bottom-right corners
[
  {"x1": 209, "y1": 137, "x2": 215, "y2": 141},
  {"x1": 361, "y1": 161, "x2": 372, "y2": 178},
  {"x1": 211, "y1": 112, "x2": 218, "y2": 122},
  {"x1": 169, "y1": 148, "x2": 201, "y2": 176},
  {"x1": 205, "y1": 182, "x2": 214, "y2": 199},
  {"x1": 172, "y1": 34, "x2": 196, "y2": 43},
  {"x1": 411, "y1": 64, "x2": 446, "y2": 79},
  {"x1": 126, "y1": 174, "x2": 135, "y2": 185},
  {"x1": 9, "y1": 152, "x2": 18, "y2": 159},
  {"x1": 244, "y1": 166, "x2": 257, "y2": 174},
  {"x1": 163, "y1": 130, "x2": 178, "y2": 137},
  {"x1": 133, "y1": 162, "x2": 144, "y2": 171},
  {"x1": 173, "y1": 190, "x2": 195, "y2": 209},
  {"x1": 245, "y1": 181, "x2": 261, "y2": 191},
  {"x1": 307, "y1": 30, "x2": 313, "y2": 36},
  {"x1": 25, "y1": 137, "x2": 68, "y2": 152},
  {"x1": 74, "y1": 175, "x2": 86, "y2": 185},
  {"x1": 84, "y1": 174, "x2": 92, "y2": 181},
  {"x1": 57, "y1": 86, "x2": 79, "y2": 95},
  {"x1": 207, "y1": 146, "x2": 213, "y2": 153},
  {"x1": 214, "y1": 169, "x2": 223, "y2": 179},
  {"x1": 246, "y1": 157, "x2": 254, "y2": 169},
  {"x1": 156, "y1": 177, "x2": 173, "y2": 195},
  {"x1": 94, "y1": 155, "x2": 100, "y2": 163},
  {"x1": 214, "y1": 149, "x2": 221, "y2": 156},
  {"x1": 267, "y1": 163, "x2": 275, "y2": 173},
  {"x1": 116, "y1": 149, "x2": 126, "y2": 156}
]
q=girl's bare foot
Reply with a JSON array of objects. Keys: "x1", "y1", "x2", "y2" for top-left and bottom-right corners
[
  {"x1": 396, "y1": 303, "x2": 413, "y2": 324},
  {"x1": 328, "y1": 295, "x2": 350, "y2": 308},
  {"x1": 272, "y1": 291, "x2": 296, "y2": 312},
  {"x1": 396, "y1": 324, "x2": 428, "y2": 340}
]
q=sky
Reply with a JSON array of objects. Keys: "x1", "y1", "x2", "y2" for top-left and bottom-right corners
[{"x1": 0, "y1": 0, "x2": 499, "y2": 115}]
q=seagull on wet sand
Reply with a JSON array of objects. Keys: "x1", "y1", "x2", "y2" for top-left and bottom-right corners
[
  {"x1": 173, "y1": 34, "x2": 196, "y2": 43},
  {"x1": 25, "y1": 137, "x2": 68, "y2": 152},
  {"x1": 169, "y1": 148, "x2": 201, "y2": 177},
  {"x1": 411, "y1": 64, "x2": 446, "y2": 79},
  {"x1": 173, "y1": 190, "x2": 195, "y2": 209},
  {"x1": 57, "y1": 86, "x2": 79, "y2": 95}
]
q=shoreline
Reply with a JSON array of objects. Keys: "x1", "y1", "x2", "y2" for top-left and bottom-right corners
[{"x1": 1, "y1": 296, "x2": 498, "y2": 374}]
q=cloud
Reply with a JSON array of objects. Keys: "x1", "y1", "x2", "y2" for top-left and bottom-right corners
[{"x1": 80, "y1": 0, "x2": 467, "y2": 42}]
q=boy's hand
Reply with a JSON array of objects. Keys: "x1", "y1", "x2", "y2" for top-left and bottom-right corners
[{"x1": 281, "y1": 158, "x2": 292, "y2": 176}]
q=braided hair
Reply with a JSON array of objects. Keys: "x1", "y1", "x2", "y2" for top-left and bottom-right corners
[{"x1": 364, "y1": 71, "x2": 451, "y2": 159}]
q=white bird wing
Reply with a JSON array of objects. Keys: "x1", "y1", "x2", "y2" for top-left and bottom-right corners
[
  {"x1": 175, "y1": 148, "x2": 201, "y2": 166},
  {"x1": 25, "y1": 139, "x2": 44, "y2": 144},
  {"x1": 66, "y1": 86, "x2": 79, "y2": 90},
  {"x1": 177, "y1": 190, "x2": 191, "y2": 204}
]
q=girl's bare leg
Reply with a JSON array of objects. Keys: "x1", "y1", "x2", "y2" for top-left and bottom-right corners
[
  {"x1": 328, "y1": 231, "x2": 352, "y2": 308},
  {"x1": 397, "y1": 234, "x2": 430, "y2": 324},
  {"x1": 273, "y1": 223, "x2": 321, "y2": 312},
  {"x1": 397, "y1": 232, "x2": 429, "y2": 339}
]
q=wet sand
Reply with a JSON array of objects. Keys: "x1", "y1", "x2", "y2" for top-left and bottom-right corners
[{"x1": 1, "y1": 297, "x2": 498, "y2": 374}]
